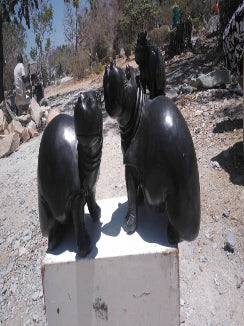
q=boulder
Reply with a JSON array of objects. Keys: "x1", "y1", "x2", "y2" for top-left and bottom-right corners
[
  {"x1": 39, "y1": 97, "x2": 50, "y2": 107},
  {"x1": 29, "y1": 97, "x2": 42, "y2": 127},
  {"x1": 15, "y1": 114, "x2": 32, "y2": 124},
  {"x1": 205, "y1": 15, "x2": 220, "y2": 38},
  {"x1": 28, "y1": 128, "x2": 39, "y2": 138},
  {"x1": 191, "y1": 70, "x2": 231, "y2": 89},
  {"x1": 27, "y1": 120, "x2": 37, "y2": 130},
  {"x1": 47, "y1": 108, "x2": 61, "y2": 125},
  {"x1": 8, "y1": 120, "x2": 24, "y2": 136},
  {"x1": 0, "y1": 109, "x2": 8, "y2": 133},
  {"x1": 0, "y1": 132, "x2": 20, "y2": 158},
  {"x1": 0, "y1": 109, "x2": 4, "y2": 131},
  {"x1": 21, "y1": 128, "x2": 31, "y2": 143}
]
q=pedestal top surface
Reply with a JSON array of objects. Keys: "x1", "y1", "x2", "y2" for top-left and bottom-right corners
[{"x1": 43, "y1": 196, "x2": 177, "y2": 264}]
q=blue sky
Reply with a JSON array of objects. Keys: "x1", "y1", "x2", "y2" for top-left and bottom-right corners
[{"x1": 25, "y1": 0, "x2": 66, "y2": 59}]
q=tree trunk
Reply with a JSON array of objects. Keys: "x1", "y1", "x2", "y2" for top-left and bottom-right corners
[{"x1": 0, "y1": 1, "x2": 4, "y2": 102}]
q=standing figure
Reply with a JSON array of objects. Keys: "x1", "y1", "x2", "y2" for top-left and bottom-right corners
[
  {"x1": 135, "y1": 31, "x2": 166, "y2": 99},
  {"x1": 14, "y1": 54, "x2": 31, "y2": 115},
  {"x1": 38, "y1": 91, "x2": 103, "y2": 257}
]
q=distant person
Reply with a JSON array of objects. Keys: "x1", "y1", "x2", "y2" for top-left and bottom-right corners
[
  {"x1": 14, "y1": 54, "x2": 31, "y2": 115},
  {"x1": 214, "y1": 1, "x2": 219, "y2": 15},
  {"x1": 223, "y1": 2, "x2": 244, "y2": 89}
]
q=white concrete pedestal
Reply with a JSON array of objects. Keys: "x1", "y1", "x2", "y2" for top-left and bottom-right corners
[{"x1": 42, "y1": 197, "x2": 179, "y2": 326}]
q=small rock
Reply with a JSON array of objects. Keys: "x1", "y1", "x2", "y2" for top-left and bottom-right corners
[
  {"x1": 195, "y1": 110, "x2": 203, "y2": 116},
  {"x1": 194, "y1": 127, "x2": 201, "y2": 134},
  {"x1": 29, "y1": 97, "x2": 42, "y2": 127},
  {"x1": 32, "y1": 292, "x2": 39, "y2": 301},
  {"x1": 0, "y1": 132, "x2": 20, "y2": 158},
  {"x1": 235, "y1": 275, "x2": 242, "y2": 289},
  {"x1": 26, "y1": 120, "x2": 36, "y2": 130},
  {"x1": 180, "y1": 314, "x2": 185, "y2": 323},
  {"x1": 21, "y1": 128, "x2": 30, "y2": 143},
  {"x1": 214, "y1": 274, "x2": 220, "y2": 286},
  {"x1": 19, "y1": 247, "x2": 28, "y2": 256},
  {"x1": 28, "y1": 128, "x2": 39, "y2": 138},
  {"x1": 20, "y1": 199, "x2": 25, "y2": 205},
  {"x1": 222, "y1": 209, "x2": 230, "y2": 218},
  {"x1": 224, "y1": 232, "x2": 236, "y2": 253},
  {"x1": 212, "y1": 243, "x2": 217, "y2": 250},
  {"x1": 199, "y1": 255, "x2": 208, "y2": 263},
  {"x1": 210, "y1": 161, "x2": 221, "y2": 170},
  {"x1": 180, "y1": 298, "x2": 185, "y2": 306}
]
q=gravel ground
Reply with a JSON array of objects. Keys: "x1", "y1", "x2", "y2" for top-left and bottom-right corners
[{"x1": 1, "y1": 46, "x2": 244, "y2": 325}]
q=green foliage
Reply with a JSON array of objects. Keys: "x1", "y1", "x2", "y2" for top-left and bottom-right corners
[
  {"x1": 101, "y1": 56, "x2": 110, "y2": 66},
  {"x1": 93, "y1": 34, "x2": 109, "y2": 61},
  {"x1": 55, "y1": 61, "x2": 63, "y2": 78},
  {"x1": 41, "y1": 62, "x2": 48, "y2": 87},
  {"x1": 30, "y1": 46, "x2": 37, "y2": 61},
  {"x1": 192, "y1": 17, "x2": 203, "y2": 34},
  {"x1": 93, "y1": 62, "x2": 103, "y2": 75},
  {"x1": 45, "y1": 37, "x2": 51, "y2": 53},
  {"x1": 69, "y1": 50, "x2": 90, "y2": 79},
  {"x1": 32, "y1": 0, "x2": 53, "y2": 54},
  {"x1": 148, "y1": 25, "x2": 170, "y2": 49},
  {"x1": 119, "y1": 0, "x2": 159, "y2": 43},
  {"x1": 125, "y1": 43, "x2": 134, "y2": 59},
  {"x1": 3, "y1": 21, "x2": 27, "y2": 89},
  {"x1": 0, "y1": 0, "x2": 39, "y2": 100}
]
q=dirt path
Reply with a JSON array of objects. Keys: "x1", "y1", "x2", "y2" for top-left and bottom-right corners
[{"x1": 0, "y1": 48, "x2": 244, "y2": 325}]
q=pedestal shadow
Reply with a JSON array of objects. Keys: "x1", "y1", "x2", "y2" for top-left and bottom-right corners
[{"x1": 102, "y1": 200, "x2": 175, "y2": 248}]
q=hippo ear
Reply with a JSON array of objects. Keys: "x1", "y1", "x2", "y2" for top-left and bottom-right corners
[{"x1": 110, "y1": 60, "x2": 114, "y2": 69}]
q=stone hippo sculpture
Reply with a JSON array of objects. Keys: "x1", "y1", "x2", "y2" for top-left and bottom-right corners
[
  {"x1": 38, "y1": 91, "x2": 102, "y2": 256},
  {"x1": 103, "y1": 62, "x2": 200, "y2": 243},
  {"x1": 135, "y1": 31, "x2": 166, "y2": 98}
]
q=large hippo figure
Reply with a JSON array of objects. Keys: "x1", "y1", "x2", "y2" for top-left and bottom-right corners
[
  {"x1": 135, "y1": 31, "x2": 166, "y2": 98},
  {"x1": 103, "y1": 62, "x2": 200, "y2": 243},
  {"x1": 38, "y1": 91, "x2": 102, "y2": 256}
]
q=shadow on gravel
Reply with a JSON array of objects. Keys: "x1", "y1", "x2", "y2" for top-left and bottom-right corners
[
  {"x1": 211, "y1": 141, "x2": 244, "y2": 186},
  {"x1": 213, "y1": 118, "x2": 243, "y2": 133}
]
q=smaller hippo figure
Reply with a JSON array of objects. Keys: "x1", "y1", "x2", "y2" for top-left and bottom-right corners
[
  {"x1": 135, "y1": 31, "x2": 166, "y2": 99},
  {"x1": 103, "y1": 62, "x2": 200, "y2": 244},
  {"x1": 38, "y1": 91, "x2": 102, "y2": 256}
]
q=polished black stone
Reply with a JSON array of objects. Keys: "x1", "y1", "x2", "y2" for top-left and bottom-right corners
[
  {"x1": 38, "y1": 91, "x2": 102, "y2": 256},
  {"x1": 103, "y1": 62, "x2": 200, "y2": 243}
]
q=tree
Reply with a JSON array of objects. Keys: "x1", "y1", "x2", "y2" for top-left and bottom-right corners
[
  {"x1": 64, "y1": 0, "x2": 79, "y2": 53},
  {"x1": 2, "y1": 21, "x2": 26, "y2": 89},
  {"x1": 119, "y1": 0, "x2": 159, "y2": 44},
  {"x1": 31, "y1": 0, "x2": 53, "y2": 84},
  {"x1": 0, "y1": 0, "x2": 39, "y2": 102}
]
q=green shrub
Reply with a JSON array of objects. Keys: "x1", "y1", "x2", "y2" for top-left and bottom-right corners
[
  {"x1": 101, "y1": 55, "x2": 110, "y2": 66},
  {"x1": 125, "y1": 44, "x2": 134, "y2": 59},
  {"x1": 93, "y1": 63, "x2": 103, "y2": 75},
  {"x1": 69, "y1": 50, "x2": 90, "y2": 79},
  {"x1": 148, "y1": 25, "x2": 170, "y2": 49},
  {"x1": 192, "y1": 17, "x2": 203, "y2": 33}
]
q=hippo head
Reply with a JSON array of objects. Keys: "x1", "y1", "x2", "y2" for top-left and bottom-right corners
[
  {"x1": 135, "y1": 31, "x2": 148, "y2": 66},
  {"x1": 74, "y1": 91, "x2": 102, "y2": 150},
  {"x1": 103, "y1": 61, "x2": 133, "y2": 119}
]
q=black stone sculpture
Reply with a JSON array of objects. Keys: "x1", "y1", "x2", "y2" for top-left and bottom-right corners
[
  {"x1": 103, "y1": 62, "x2": 200, "y2": 243},
  {"x1": 38, "y1": 91, "x2": 102, "y2": 256},
  {"x1": 135, "y1": 31, "x2": 166, "y2": 98}
]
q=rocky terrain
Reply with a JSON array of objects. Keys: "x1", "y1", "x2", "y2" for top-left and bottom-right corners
[{"x1": 0, "y1": 38, "x2": 244, "y2": 325}]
